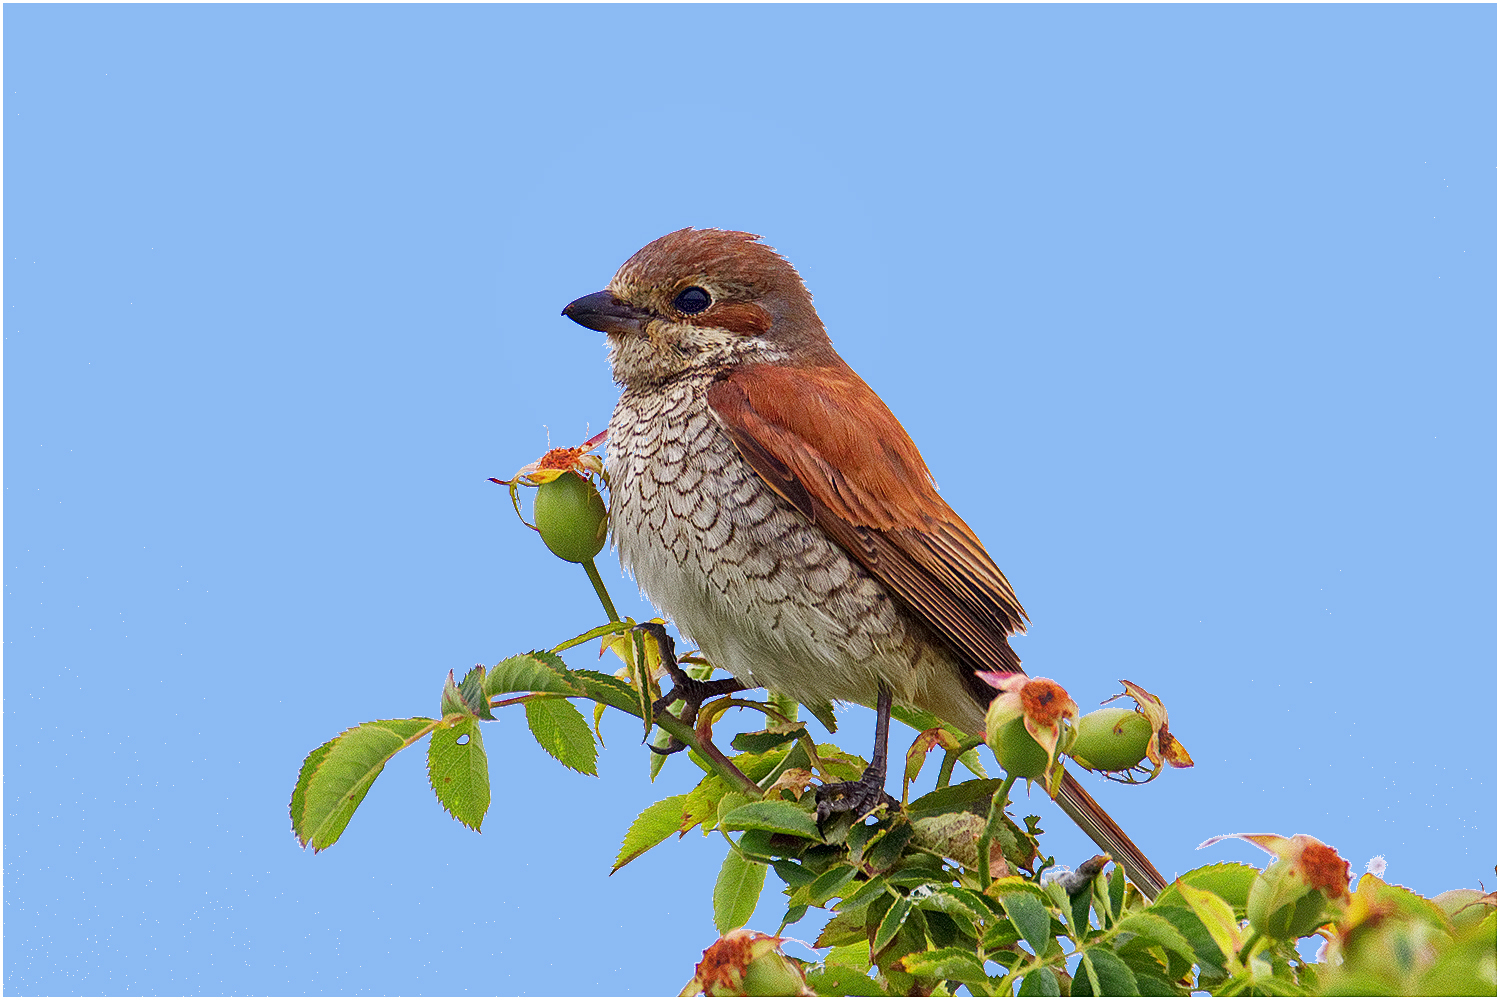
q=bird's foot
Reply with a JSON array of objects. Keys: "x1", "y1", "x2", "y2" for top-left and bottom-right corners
[
  {"x1": 634, "y1": 622, "x2": 747, "y2": 756},
  {"x1": 815, "y1": 766, "x2": 900, "y2": 826}
]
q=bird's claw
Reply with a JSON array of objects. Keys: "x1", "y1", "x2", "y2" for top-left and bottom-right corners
[
  {"x1": 815, "y1": 766, "x2": 900, "y2": 826},
  {"x1": 634, "y1": 622, "x2": 746, "y2": 756}
]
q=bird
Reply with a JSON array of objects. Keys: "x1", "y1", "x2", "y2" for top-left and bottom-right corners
[{"x1": 562, "y1": 228, "x2": 1167, "y2": 896}]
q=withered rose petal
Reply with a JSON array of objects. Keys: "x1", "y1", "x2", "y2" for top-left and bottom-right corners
[
  {"x1": 1301, "y1": 843, "x2": 1352, "y2": 900},
  {"x1": 1020, "y1": 678, "x2": 1075, "y2": 725},
  {"x1": 537, "y1": 445, "x2": 586, "y2": 470},
  {"x1": 695, "y1": 931, "x2": 756, "y2": 992},
  {"x1": 1159, "y1": 728, "x2": 1195, "y2": 768}
]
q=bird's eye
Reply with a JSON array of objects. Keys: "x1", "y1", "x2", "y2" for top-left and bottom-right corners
[{"x1": 672, "y1": 286, "x2": 712, "y2": 315}]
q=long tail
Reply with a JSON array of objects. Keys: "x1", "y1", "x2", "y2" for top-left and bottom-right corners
[{"x1": 1056, "y1": 769, "x2": 1167, "y2": 897}]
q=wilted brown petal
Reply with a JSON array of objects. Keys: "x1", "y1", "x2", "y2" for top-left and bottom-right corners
[
  {"x1": 1302, "y1": 843, "x2": 1352, "y2": 901},
  {"x1": 1020, "y1": 678, "x2": 1078, "y2": 726}
]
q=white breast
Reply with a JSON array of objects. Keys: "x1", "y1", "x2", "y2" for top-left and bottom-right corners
[{"x1": 605, "y1": 375, "x2": 979, "y2": 731}]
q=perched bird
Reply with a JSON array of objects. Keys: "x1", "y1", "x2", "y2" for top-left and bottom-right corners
[{"x1": 563, "y1": 229, "x2": 1166, "y2": 896}]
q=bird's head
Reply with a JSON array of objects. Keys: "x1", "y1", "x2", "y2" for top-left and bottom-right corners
[{"x1": 562, "y1": 228, "x2": 834, "y2": 387}]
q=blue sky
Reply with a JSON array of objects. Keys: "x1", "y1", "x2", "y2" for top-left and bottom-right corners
[{"x1": 6, "y1": 5, "x2": 1494, "y2": 995}]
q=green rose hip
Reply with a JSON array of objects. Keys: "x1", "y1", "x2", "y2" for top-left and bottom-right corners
[
  {"x1": 1070, "y1": 708, "x2": 1153, "y2": 772},
  {"x1": 533, "y1": 472, "x2": 607, "y2": 563}
]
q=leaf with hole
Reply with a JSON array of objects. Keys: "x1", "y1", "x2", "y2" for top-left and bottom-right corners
[{"x1": 427, "y1": 717, "x2": 489, "y2": 830}]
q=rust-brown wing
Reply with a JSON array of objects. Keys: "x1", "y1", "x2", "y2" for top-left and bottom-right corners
[
  {"x1": 707, "y1": 362, "x2": 1171, "y2": 896},
  {"x1": 706, "y1": 361, "x2": 1029, "y2": 680}
]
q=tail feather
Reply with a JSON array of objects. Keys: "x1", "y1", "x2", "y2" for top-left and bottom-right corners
[{"x1": 1056, "y1": 770, "x2": 1168, "y2": 897}]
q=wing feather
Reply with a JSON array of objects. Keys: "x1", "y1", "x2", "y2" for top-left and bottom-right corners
[
  {"x1": 706, "y1": 362, "x2": 1171, "y2": 896},
  {"x1": 706, "y1": 362, "x2": 1029, "y2": 680}
]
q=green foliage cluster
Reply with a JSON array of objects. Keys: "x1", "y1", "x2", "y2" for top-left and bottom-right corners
[
  {"x1": 290, "y1": 462, "x2": 1497, "y2": 995},
  {"x1": 288, "y1": 628, "x2": 1496, "y2": 996}
]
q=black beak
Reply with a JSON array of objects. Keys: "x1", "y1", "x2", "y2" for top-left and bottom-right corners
[{"x1": 562, "y1": 290, "x2": 648, "y2": 336}]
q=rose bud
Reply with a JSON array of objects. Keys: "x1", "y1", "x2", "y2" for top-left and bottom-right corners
[
  {"x1": 491, "y1": 431, "x2": 610, "y2": 563},
  {"x1": 533, "y1": 470, "x2": 608, "y2": 564},
  {"x1": 1200, "y1": 832, "x2": 1352, "y2": 940},
  {"x1": 989, "y1": 715, "x2": 1050, "y2": 779},
  {"x1": 980, "y1": 674, "x2": 1078, "y2": 789},
  {"x1": 683, "y1": 929, "x2": 810, "y2": 997},
  {"x1": 1069, "y1": 707, "x2": 1153, "y2": 773}
]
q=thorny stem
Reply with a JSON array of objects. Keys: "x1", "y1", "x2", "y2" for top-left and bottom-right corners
[
  {"x1": 977, "y1": 772, "x2": 1020, "y2": 890},
  {"x1": 658, "y1": 712, "x2": 761, "y2": 796}
]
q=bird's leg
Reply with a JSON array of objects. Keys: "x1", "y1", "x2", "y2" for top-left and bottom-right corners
[
  {"x1": 815, "y1": 685, "x2": 901, "y2": 825},
  {"x1": 635, "y1": 622, "x2": 748, "y2": 756}
]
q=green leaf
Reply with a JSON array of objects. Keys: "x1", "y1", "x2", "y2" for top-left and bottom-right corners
[
  {"x1": 457, "y1": 664, "x2": 495, "y2": 720},
  {"x1": 898, "y1": 947, "x2": 989, "y2": 984},
  {"x1": 955, "y1": 745, "x2": 989, "y2": 779},
  {"x1": 1172, "y1": 882, "x2": 1241, "y2": 966},
  {"x1": 925, "y1": 886, "x2": 997, "y2": 926},
  {"x1": 289, "y1": 740, "x2": 333, "y2": 838},
  {"x1": 803, "y1": 699, "x2": 839, "y2": 734},
  {"x1": 915, "y1": 895, "x2": 979, "y2": 940},
  {"x1": 835, "y1": 876, "x2": 891, "y2": 914},
  {"x1": 736, "y1": 828, "x2": 780, "y2": 861},
  {"x1": 771, "y1": 859, "x2": 815, "y2": 887},
  {"x1": 891, "y1": 703, "x2": 966, "y2": 737},
  {"x1": 1071, "y1": 880, "x2": 1095, "y2": 937},
  {"x1": 713, "y1": 848, "x2": 768, "y2": 933},
  {"x1": 550, "y1": 620, "x2": 631, "y2": 654},
  {"x1": 999, "y1": 889, "x2": 1053, "y2": 956},
  {"x1": 812, "y1": 743, "x2": 869, "y2": 782},
  {"x1": 680, "y1": 774, "x2": 732, "y2": 836},
  {"x1": 731, "y1": 723, "x2": 806, "y2": 754},
  {"x1": 866, "y1": 820, "x2": 915, "y2": 873},
  {"x1": 1019, "y1": 967, "x2": 1061, "y2": 997},
  {"x1": 814, "y1": 910, "x2": 869, "y2": 948},
  {"x1": 426, "y1": 717, "x2": 489, "y2": 830},
  {"x1": 907, "y1": 777, "x2": 1004, "y2": 819},
  {"x1": 1108, "y1": 863, "x2": 1126, "y2": 921},
  {"x1": 290, "y1": 718, "x2": 437, "y2": 851},
  {"x1": 1114, "y1": 911, "x2": 1197, "y2": 967},
  {"x1": 1076, "y1": 946, "x2": 1141, "y2": 996},
  {"x1": 486, "y1": 650, "x2": 578, "y2": 698},
  {"x1": 1130, "y1": 971, "x2": 1178, "y2": 996},
  {"x1": 611, "y1": 793, "x2": 689, "y2": 873},
  {"x1": 524, "y1": 698, "x2": 598, "y2": 775},
  {"x1": 1149, "y1": 904, "x2": 1228, "y2": 978},
  {"x1": 871, "y1": 895, "x2": 912, "y2": 955},
  {"x1": 808, "y1": 864, "x2": 858, "y2": 906},
  {"x1": 1155, "y1": 862, "x2": 1259, "y2": 913},
  {"x1": 720, "y1": 800, "x2": 821, "y2": 840},
  {"x1": 885, "y1": 854, "x2": 949, "y2": 887},
  {"x1": 567, "y1": 666, "x2": 642, "y2": 717},
  {"x1": 804, "y1": 965, "x2": 887, "y2": 997}
]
